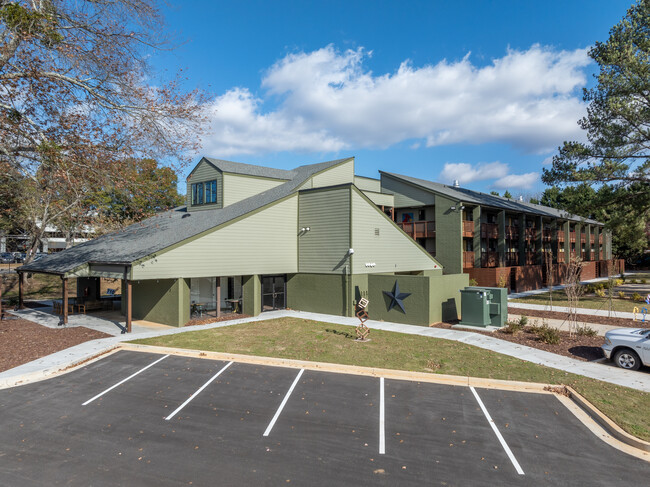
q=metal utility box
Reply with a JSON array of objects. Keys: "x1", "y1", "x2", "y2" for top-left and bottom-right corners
[{"x1": 459, "y1": 286, "x2": 507, "y2": 328}]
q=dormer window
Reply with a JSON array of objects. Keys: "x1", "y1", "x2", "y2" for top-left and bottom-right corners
[{"x1": 192, "y1": 180, "x2": 217, "y2": 205}]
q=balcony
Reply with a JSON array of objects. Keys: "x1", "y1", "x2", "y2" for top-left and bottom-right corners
[
  {"x1": 557, "y1": 230, "x2": 565, "y2": 242},
  {"x1": 525, "y1": 252, "x2": 536, "y2": 265},
  {"x1": 462, "y1": 220, "x2": 474, "y2": 237},
  {"x1": 481, "y1": 223, "x2": 498, "y2": 239},
  {"x1": 481, "y1": 251, "x2": 499, "y2": 268},
  {"x1": 543, "y1": 229, "x2": 552, "y2": 241},
  {"x1": 569, "y1": 231, "x2": 576, "y2": 243},
  {"x1": 506, "y1": 251, "x2": 519, "y2": 266},
  {"x1": 524, "y1": 227, "x2": 536, "y2": 240},
  {"x1": 463, "y1": 251, "x2": 474, "y2": 268},
  {"x1": 398, "y1": 220, "x2": 435, "y2": 239},
  {"x1": 505, "y1": 225, "x2": 518, "y2": 240},
  {"x1": 590, "y1": 234, "x2": 595, "y2": 243}
]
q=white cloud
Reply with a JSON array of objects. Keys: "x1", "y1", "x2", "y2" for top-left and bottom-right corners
[
  {"x1": 201, "y1": 44, "x2": 590, "y2": 157},
  {"x1": 438, "y1": 161, "x2": 509, "y2": 185},
  {"x1": 492, "y1": 172, "x2": 540, "y2": 190}
]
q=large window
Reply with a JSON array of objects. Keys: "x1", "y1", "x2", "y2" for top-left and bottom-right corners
[{"x1": 192, "y1": 180, "x2": 217, "y2": 205}]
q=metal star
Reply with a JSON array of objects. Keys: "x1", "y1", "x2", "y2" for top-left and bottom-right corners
[{"x1": 383, "y1": 280, "x2": 411, "y2": 313}]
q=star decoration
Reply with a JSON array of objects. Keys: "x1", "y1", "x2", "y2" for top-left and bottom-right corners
[{"x1": 383, "y1": 280, "x2": 411, "y2": 313}]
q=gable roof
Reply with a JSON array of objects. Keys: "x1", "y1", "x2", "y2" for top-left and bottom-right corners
[
  {"x1": 21, "y1": 157, "x2": 352, "y2": 276},
  {"x1": 194, "y1": 157, "x2": 294, "y2": 180},
  {"x1": 380, "y1": 171, "x2": 602, "y2": 225}
]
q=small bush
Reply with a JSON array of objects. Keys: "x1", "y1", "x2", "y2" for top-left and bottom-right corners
[
  {"x1": 518, "y1": 315, "x2": 528, "y2": 326},
  {"x1": 618, "y1": 291, "x2": 626, "y2": 299},
  {"x1": 641, "y1": 279, "x2": 647, "y2": 284},
  {"x1": 502, "y1": 320, "x2": 522, "y2": 334},
  {"x1": 632, "y1": 292, "x2": 643, "y2": 302},
  {"x1": 614, "y1": 279, "x2": 624, "y2": 286},
  {"x1": 533, "y1": 324, "x2": 561, "y2": 345},
  {"x1": 576, "y1": 325, "x2": 597, "y2": 337},
  {"x1": 469, "y1": 278, "x2": 478, "y2": 286},
  {"x1": 595, "y1": 288, "x2": 606, "y2": 298},
  {"x1": 629, "y1": 279, "x2": 638, "y2": 284}
]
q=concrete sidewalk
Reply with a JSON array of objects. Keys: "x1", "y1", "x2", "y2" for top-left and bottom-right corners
[
  {"x1": 506, "y1": 312, "x2": 621, "y2": 336},
  {"x1": 508, "y1": 301, "x2": 639, "y2": 320},
  {"x1": 1, "y1": 309, "x2": 649, "y2": 393}
]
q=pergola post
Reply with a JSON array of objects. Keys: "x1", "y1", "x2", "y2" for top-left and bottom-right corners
[
  {"x1": 0, "y1": 274, "x2": 3, "y2": 319},
  {"x1": 126, "y1": 280, "x2": 132, "y2": 333},
  {"x1": 18, "y1": 272, "x2": 24, "y2": 310},
  {"x1": 62, "y1": 276, "x2": 69, "y2": 325}
]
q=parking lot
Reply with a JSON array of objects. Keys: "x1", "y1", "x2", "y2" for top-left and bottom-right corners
[{"x1": 0, "y1": 350, "x2": 648, "y2": 486}]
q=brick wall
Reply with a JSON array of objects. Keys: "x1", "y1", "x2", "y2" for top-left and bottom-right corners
[{"x1": 581, "y1": 262, "x2": 596, "y2": 281}]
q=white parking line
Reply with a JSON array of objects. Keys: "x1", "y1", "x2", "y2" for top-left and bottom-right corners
[
  {"x1": 82, "y1": 354, "x2": 170, "y2": 406},
  {"x1": 470, "y1": 386, "x2": 525, "y2": 475},
  {"x1": 263, "y1": 368, "x2": 304, "y2": 437},
  {"x1": 165, "y1": 361, "x2": 233, "y2": 421},
  {"x1": 379, "y1": 377, "x2": 386, "y2": 455}
]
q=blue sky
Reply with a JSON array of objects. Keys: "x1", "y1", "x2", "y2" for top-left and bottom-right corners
[{"x1": 151, "y1": 0, "x2": 632, "y2": 197}]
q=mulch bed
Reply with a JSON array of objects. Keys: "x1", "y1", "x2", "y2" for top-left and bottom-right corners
[
  {"x1": 508, "y1": 307, "x2": 645, "y2": 328},
  {"x1": 433, "y1": 321, "x2": 606, "y2": 362},
  {"x1": 0, "y1": 318, "x2": 111, "y2": 373}
]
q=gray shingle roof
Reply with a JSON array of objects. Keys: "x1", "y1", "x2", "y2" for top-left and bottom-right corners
[
  {"x1": 21, "y1": 157, "x2": 352, "y2": 276},
  {"x1": 202, "y1": 157, "x2": 294, "y2": 180},
  {"x1": 380, "y1": 171, "x2": 602, "y2": 225}
]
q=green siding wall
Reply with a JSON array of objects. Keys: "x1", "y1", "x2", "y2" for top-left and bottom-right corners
[
  {"x1": 186, "y1": 159, "x2": 223, "y2": 210},
  {"x1": 298, "y1": 187, "x2": 351, "y2": 274},
  {"x1": 434, "y1": 195, "x2": 463, "y2": 275},
  {"x1": 362, "y1": 191, "x2": 394, "y2": 207},
  {"x1": 133, "y1": 196, "x2": 298, "y2": 279},
  {"x1": 242, "y1": 274, "x2": 261, "y2": 316},
  {"x1": 354, "y1": 176, "x2": 381, "y2": 192},
  {"x1": 351, "y1": 189, "x2": 440, "y2": 274},
  {"x1": 311, "y1": 159, "x2": 355, "y2": 188},
  {"x1": 222, "y1": 173, "x2": 285, "y2": 207},
  {"x1": 132, "y1": 278, "x2": 189, "y2": 327},
  {"x1": 380, "y1": 175, "x2": 436, "y2": 207},
  {"x1": 286, "y1": 273, "x2": 350, "y2": 316}
]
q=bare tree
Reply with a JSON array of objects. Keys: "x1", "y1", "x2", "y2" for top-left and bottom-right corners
[
  {"x1": 1, "y1": 0, "x2": 207, "y2": 261},
  {"x1": 544, "y1": 250, "x2": 554, "y2": 311},
  {"x1": 564, "y1": 256, "x2": 586, "y2": 336}
]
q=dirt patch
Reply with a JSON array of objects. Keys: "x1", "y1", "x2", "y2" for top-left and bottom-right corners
[
  {"x1": 433, "y1": 321, "x2": 606, "y2": 362},
  {"x1": 0, "y1": 317, "x2": 111, "y2": 373},
  {"x1": 509, "y1": 307, "x2": 645, "y2": 328}
]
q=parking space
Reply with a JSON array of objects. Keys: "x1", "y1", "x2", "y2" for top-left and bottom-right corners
[{"x1": 0, "y1": 350, "x2": 648, "y2": 486}]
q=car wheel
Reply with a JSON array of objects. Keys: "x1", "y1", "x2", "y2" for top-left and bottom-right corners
[{"x1": 613, "y1": 349, "x2": 642, "y2": 371}]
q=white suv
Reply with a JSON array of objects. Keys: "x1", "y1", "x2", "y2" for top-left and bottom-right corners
[{"x1": 602, "y1": 328, "x2": 650, "y2": 371}]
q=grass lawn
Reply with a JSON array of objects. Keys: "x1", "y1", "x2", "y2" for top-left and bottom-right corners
[
  {"x1": 130, "y1": 317, "x2": 650, "y2": 442},
  {"x1": 511, "y1": 290, "x2": 640, "y2": 313}
]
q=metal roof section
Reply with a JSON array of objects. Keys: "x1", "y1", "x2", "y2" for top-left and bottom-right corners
[
  {"x1": 21, "y1": 157, "x2": 353, "y2": 275},
  {"x1": 380, "y1": 171, "x2": 602, "y2": 225}
]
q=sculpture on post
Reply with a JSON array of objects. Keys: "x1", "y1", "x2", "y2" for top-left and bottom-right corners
[{"x1": 355, "y1": 297, "x2": 370, "y2": 341}]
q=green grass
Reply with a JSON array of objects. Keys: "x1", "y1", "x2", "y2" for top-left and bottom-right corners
[
  {"x1": 130, "y1": 317, "x2": 650, "y2": 442},
  {"x1": 511, "y1": 290, "x2": 638, "y2": 313}
]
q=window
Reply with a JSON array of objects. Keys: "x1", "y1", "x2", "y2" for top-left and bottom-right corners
[
  {"x1": 418, "y1": 209, "x2": 426, "y2": 221},
  {"x1": 191, "y1": 180, "x2": 217, "y2": 206}
]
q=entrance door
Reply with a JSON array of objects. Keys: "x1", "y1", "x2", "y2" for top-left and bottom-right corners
[{"x1": 262, "y1": 275, "x2": 286, "y2": 311}]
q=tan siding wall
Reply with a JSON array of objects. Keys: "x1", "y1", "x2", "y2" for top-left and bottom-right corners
[
  {"x1": 311, "y1": 159, "x2": 354, "y2": 188},
  {"x1": 222, "y1": 174, "x2": 286, "y2": 207},
  {"x1": 133, "y1": 196, "x2": 298, "y2": 279},
  {"x1": 297, "y1": 178, "x2": 313, "y2": 191},
  {"x1": 380, "y1": 175, "x2": 435, "y2": 207},
  {"x1": 186, "y1": 159, "x2": 223, "y2": 210},
  {"x1": 354, "y1": 176, "x2": 381, "y2": 192},
  {"x1": 298, "y1": 188, "x2": 350, "y2": 274},
  {"x1": 351, "y1": 190, "x2": 440, "y2": 274}
]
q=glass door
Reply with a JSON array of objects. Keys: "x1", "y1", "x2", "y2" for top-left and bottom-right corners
[{"x1": 262, "y1": 275, "x2": 286, "y2": 311}]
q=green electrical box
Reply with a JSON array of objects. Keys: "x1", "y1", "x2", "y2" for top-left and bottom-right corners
[{"x1": 458, "y1": 286, "x2": 508, "y2": 328}]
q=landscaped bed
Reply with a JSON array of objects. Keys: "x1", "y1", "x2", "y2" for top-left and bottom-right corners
[
  {"x1": 0, "y1": 318, "x2": 111, "y2": 372},
  {"x1": 129, "y1": 317, "x2": 650, "y2": 442},
  {"x1": 508, "y1": 306, "x2": 643, "y2": 328}
]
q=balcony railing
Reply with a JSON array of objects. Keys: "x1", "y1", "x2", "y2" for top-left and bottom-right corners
[
  {"x1": 398, "y1": 221, "x2": 435, "y2": 239},
  {"x1": 525, "y1": 252, "x2": 536, "y2": 265},
  {"x1": 524, "y1": 227, "x2": 536, "y2": 240},
  {"x1": 481, "y1": 251, "x2": 499, "y2": 268},
  {"x1": 462, "y1": 220, "x2": 474, "y2": 237},
  {"x1": 557, "y1": 230, "x2": 565, "y2": 242},
  {"x1": 481, "y1": 223, "x2": 498, "y2": 239},
  {"x1": 569, "y1": 231, "x2": 576, "y2": 243},
  {"x1": 543, "y1": 229, "x2": 552, "y2": 241},
  {"x1": 590, "y1": 234, "x2": 595, "y2": 243},
  {"x1": 505, "y1": 226, "x2": 518, "y2": 240},
  {"x1": 463, "y1": 251, "x2": 474, "y2": 268},
  {"x1": 506, "y1": 252, "x2": 518, "y2": 266}
]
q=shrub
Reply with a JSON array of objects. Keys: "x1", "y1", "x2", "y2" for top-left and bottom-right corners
[
  {"x1": 595, "y1": 288, "x2": 606, "y2": 298},
  {"x1": 502, "y1": 320, "x2": 522, "y2": 334},
  {"x1": 632, "y1": 292, "x2": 643, "y2": 302},
  {"x1": 497, "y1": 274, "x2": 508, "y2": 288},
  {"x1": 576, "y1": 325, "x2": 597, "y2": 337},
  {"x1": 618, "y1": 291, "x2": 626, "y2": 299},
  {"x1": 518, "y1": 315, "x2": 528, "y2": 326},
  {"x1": 533, "y1": 324, "x2": 561, "y2": 345},
  {"x1": 614, "y1": 279, "x2": 624, "y2": 286},
  {"x1": 641, "y1": 279, "x2": 647, "y2": 284},
  {"x1": 469, "y1": 278, "x2": 478, "y2": 287}
]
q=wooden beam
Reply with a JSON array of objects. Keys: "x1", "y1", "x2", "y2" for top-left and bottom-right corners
[
  {"x1": 216, "y1": 278, "x2": 221, "y2": 318},
  {"x1": 62, "y1": 277, "x2": 68, "y2": 325},
  {"x1": 126, "y1": 280, "x2": 132, "y2": 333},
  {"x1": 0, "y1": 274, "x2": 3, "y2": 319},
  {"x1": 18, "y1": 273, "x2": 24, "y2": 310}
]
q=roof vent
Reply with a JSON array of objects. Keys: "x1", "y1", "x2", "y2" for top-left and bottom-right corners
[
  {"x1": 518, "y1": 195, "x2": 523, "y2": 202},
  {"x1": 453, "y1": 179, "x2": 460, "y2": 187}
]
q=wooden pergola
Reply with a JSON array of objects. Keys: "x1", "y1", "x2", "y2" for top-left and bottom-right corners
[{"x1": 14, "y1": 269, "x2": 133, "y2": 333}]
